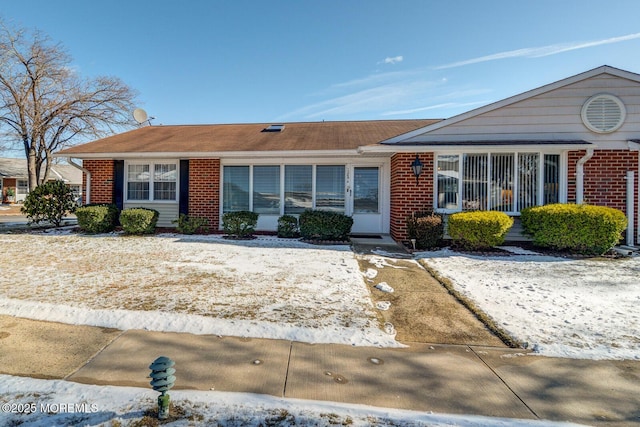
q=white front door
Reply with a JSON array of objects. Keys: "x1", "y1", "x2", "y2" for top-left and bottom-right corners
[{"x1": 348, "y1": 166, "x2": 384, "y2": 234}]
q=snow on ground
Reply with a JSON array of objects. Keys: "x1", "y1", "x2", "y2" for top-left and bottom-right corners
[
  {"x1": 418, "y1": 248, "x2": 640, "y2": 360},
  {"x1": 0, "y1": 232, "x2": 398, "y2": 347},
  {"x1": 0, "y1": 375, "x2": 582, "y2": 427}
]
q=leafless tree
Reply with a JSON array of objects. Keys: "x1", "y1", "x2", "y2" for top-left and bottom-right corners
[{"x1": 0, "y1": 20, "x2": 137, "y2": 190}]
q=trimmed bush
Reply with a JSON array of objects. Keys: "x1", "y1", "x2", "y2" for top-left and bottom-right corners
[
  {"x1": 21, "y1": 180, "x2": 77, "y2": 227},
  {"x1": 521, "y1": 203, "x2": 627, "y2": 255},
  {"x1": 76, "y1": 204, "x2": 119, "y2": 233},
  {"x1": 299, "y1": 209, "x2": 353, "y2": 241},
  {"x1": 447, "y1": 211, "x2": 514, "y2": 250},
  {"x1": 172, "y1": 214, "x2": 209, "y2": 234},
  {"x1": 277, "y1": 214, "x2": 299, "y2": 238},
  {"x1": 119, "y1": 208, "x2": 159, "y2": 235},
  {"x1": 406, "y1": 211, "x2": 444, "y2": 249},
  {"x1": 222, "y1": 210, "x2": 259, "y2": 239}
]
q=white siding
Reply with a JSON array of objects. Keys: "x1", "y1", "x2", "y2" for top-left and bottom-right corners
[
  {"x1": 405, "y1": 74, "x2": 640, "y2": 149},
  {"x1": 123, "y1": 202, "x2": 179, "y2": 227}
]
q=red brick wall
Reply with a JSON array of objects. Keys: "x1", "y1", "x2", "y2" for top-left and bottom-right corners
[
  {"x1": 188, "y1": 159, "x2": 220, "y2": 230},
  {"x1": 568, "y1": 149, "x2": 639, "y2": 236},
  {"x1": 83, "y1": 160, "x2": 115, "y2": 204},
  {"x1": 390, "y1": 153, "x2": 434, "y2": 242}
]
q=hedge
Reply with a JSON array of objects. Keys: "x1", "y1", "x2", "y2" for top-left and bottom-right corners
[
  {"x1": 299, "y1": 210, "x2": 353, "y2": 241},
  {"x1": 406, "y1": 211, "x2": 444, "y2": 249},
  {"x1": 222, "y1": 211, "x2": 259, "y2": 238},
  {"x1": 447, "y1": 211, "x2": 513, "y2": 250},
  {"x1": 119, "y1": 208, "x2": 159, "y2": 235},
  {"x1": 76, "y1": 204, "x2": 119, "y2": 233},
  {"x1": 521, "y1": 203, "x2": 627, "y2": 255}
]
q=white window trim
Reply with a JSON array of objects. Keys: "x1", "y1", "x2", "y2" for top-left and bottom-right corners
[
  {"x1": 124, "y1": 160, "x2": 179, "y2": 203},
  {"x1": 433, "y1": 150, "x2": 567, "y2": 215}
]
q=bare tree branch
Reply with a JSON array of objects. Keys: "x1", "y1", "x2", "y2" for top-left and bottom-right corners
[{"x1": 0, "y1": 20, "x2": 138, "y2": 189}]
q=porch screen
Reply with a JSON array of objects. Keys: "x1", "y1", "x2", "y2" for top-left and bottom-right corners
[
  {"x1": 436, "y1": 152, "x2": 561, "y2": 213},
  {"x1": 253, "y1": 166, "x2": 280, "y2": 214},
  {"x1": 223, "y1": 166, "x2": 249, "y2": 212},
  {"x1": 437, "y1": 155, "x2": 459, "y2": 209},
  {"x1": 284, "y1": 165, "x2": 312, "y2": 214},
  {"x1": 544, "y1": 154, "x2": 560, "y2": 204},
  {"x1": 316, "y1": 165, "x2": 345, "y2": 212}
]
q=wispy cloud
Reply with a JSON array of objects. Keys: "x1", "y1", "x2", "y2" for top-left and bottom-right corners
[
  {"x1": 381, "y1": 55, "x2": 403, "y2": 65},
  {"x1": 436, "y1": 32, "x2": 640, "y2": 69},
  {"x1": 381, "y1": 100, "x2": 490, "y2": 116}
]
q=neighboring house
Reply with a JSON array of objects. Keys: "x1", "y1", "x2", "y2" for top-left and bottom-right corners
[
  {"x1": 0, "y1": 158, "x2": 83, "y2": 203},
  {"x1": 56, "y1": 65, "x2": 640, "y2": 245}
]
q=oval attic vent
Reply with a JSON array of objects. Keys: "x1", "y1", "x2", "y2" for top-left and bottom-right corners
[{"x1": 581, "y1": 94, "x2": 626, "y2": 133}]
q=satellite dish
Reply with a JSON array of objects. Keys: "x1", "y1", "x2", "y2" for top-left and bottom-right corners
[{"x1": 133, "y1": 108, "x2": 148, "y2": 124}]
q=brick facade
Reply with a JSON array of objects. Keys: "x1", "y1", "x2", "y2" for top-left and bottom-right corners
[
  {"x1": 568, "y1": 149, "x2": 639, "y2": 236},
  {"x1": 83, "y1": 160, "x2": 115, "y2": 205},
  {"x1": 188, "y1": 159, "x2": 221, "y2": 230},
  {"x1": 389, "y1": 152, "x2": 434, "y2": 242}
]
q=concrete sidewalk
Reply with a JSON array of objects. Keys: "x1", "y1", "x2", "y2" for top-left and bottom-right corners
[{"x1": 1, "y1": 315, "x2": 638, "y2": 426}]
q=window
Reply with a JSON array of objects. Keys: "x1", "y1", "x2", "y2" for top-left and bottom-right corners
[
  {"x1": 284, "y1": 165, "x2": 312, "y2": 214},
  {"x1": 126, "y1": 162, "x2": 177, "y2": 201},
  {"x1": 435, "y1": 152, "x2": 562, "y2": 213},
  {"x1": 253, "y1": 166, "x2": 280, "y2": 214},
  {"x1": 316, "y1": 165, "x2": 345, "y2": 212},
  {"x1": 353, "y1": 167, "x2": 379, "y2": 213},
  {"x1": 154, "y1": 164, "x2": 177, "y2": 200},
  {"x1": 437, "y1": 155, "x2": 459, "y2": 209},
  {"x1": 223, "y1": 166, "x2": 249, "y2": 212},
  {"x1": 16, "y1": 180, "x2": 28, "y2": 195}
]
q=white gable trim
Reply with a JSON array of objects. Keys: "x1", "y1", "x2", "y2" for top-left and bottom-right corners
[{"x1": 382, "y1": 65, "x2": 640, "y2": 144}]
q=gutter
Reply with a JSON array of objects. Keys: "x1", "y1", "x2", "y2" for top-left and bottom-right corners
[
  {"x1": 575, "y1": 148, "x2": 594, "y2": 204},
  {"x1": 66, "y1": 158, "x2": 90, "y2": 205}
]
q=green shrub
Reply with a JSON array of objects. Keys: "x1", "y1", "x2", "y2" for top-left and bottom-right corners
[
  {"x1": 222, "y1": 210, "x2": 259, "y2": 238},
  {"x1": 521, "y1": 203, "x2": 627, "y2": 255},
  {"x1": 277, "y1": 214, "x2": 299, "y2": 238},
  {"x1": 299, "y1": 210, "x2": 353, "y2": 241},
  {"x1": 172, "y1": 214, "x2": 209, "y2": 234},
  {"x1": 119, "y1": 208, "x2": 159, "y2": 235},
  {"x1": 76, "y1": 204, "x2": 119, "y2": 233},
  {"x1": 407, "y1": 211, "x2": 444, "y2": 249},
  {"x1": 447, "y1": 211, "x2": 513, "y2": 250},
  {"x1": 21, "y1": 180, "x2": 77, "y2": 227}
]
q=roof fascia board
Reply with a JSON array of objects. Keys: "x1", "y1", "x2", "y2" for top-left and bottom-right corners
[
  {"x1": 56, "y1": 149, "x2": 360, "y2": 160},
  {"x1": 360, "y1": 142, "x2": 592, "y2": 153},
  {"x1": 382, "y1": 65, "x2": 640, "y2": 144}
]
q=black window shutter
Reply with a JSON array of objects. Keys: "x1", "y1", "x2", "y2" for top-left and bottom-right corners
[
  {"x1": 113, "y1": 160, "x2": 124, "y2": 210},
  {"x1": 179, "y1": 160, "x2": 189, "y2": 215}
]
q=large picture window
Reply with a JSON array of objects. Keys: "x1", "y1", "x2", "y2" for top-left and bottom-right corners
[
  {"x1": 127, "y1": 162, "x2": 177, "y2": 201},
  {"x1": 435, "y1": 152, "x2": 561, "y2": 213},
  {"x1": 222, "y1": 164, "x2": 351, "y2": 215}
]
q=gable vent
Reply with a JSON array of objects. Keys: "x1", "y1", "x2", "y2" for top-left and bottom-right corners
[{"x1": 581, "y1": 94, "x2": 626, "y2": 133}]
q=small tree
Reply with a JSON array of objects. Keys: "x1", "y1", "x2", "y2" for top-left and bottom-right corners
[{"x1": 21, "y1": 180, "x2": 76, "y2": 227}]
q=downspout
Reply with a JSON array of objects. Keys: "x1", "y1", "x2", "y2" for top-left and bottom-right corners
[
  {"x1": 575, "y1": 148, "x2": 594, "y2": 204},
  {"x1": 629, "y1": 140, "x2": 640, "y2": 246},
  {"x1": 67, "y1": 158, "x2": 90, "y2": 205}
]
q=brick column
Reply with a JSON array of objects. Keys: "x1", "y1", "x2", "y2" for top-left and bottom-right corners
[
  {"x1": 188, "y1": 159, "x2": 221, "y2": 230},
  {"x1": 389, "y1": 152, "x2": 434, "y2": 242},
  {"x1": 83, "y1": 160, "x2": 115, "y2": 204}
]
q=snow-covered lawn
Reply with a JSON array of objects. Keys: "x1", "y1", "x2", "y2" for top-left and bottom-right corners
[
  {"x1": 418, "y1": 247, "x2": 640, "y2": 361},
  {"x1": 0, "y1": 231, "x2": 397, "y2": 347}
]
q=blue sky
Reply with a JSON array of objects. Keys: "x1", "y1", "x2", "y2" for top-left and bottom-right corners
[{"x1": 3, "y1": 0, "x2": 640, "y2": 126}]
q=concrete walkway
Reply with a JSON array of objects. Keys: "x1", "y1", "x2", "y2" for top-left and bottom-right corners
[
  {"x1": 0, "y1": 315, "x2": 639, "y2": 426},
  {"x1": 0, "y1": 235, "x2": 639, "y2": 425}
]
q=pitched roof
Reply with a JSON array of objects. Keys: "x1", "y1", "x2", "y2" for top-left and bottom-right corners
[
  {"x1": 56, "y1": 119, "x2": 440, "y2": 158},
  {"x1": 381, "y1": 65, "x2": 640, "y2": 144}
]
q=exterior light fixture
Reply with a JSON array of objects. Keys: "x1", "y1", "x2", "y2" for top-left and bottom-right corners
[{"x1": 410, "y1": 154, "x2": 423, "y2": 186}]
